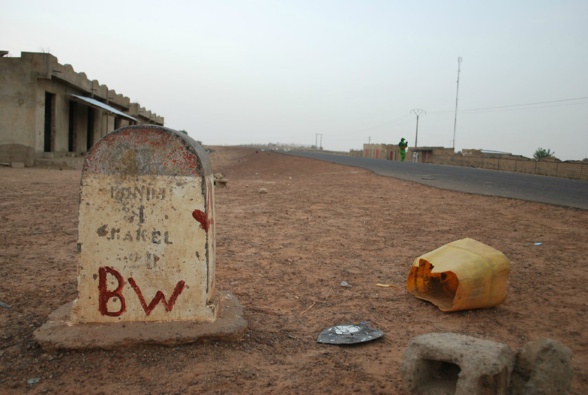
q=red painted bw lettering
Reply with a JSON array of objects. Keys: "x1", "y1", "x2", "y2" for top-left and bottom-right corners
[
  {"x1": 98, "y1": 266, "x2": 126, "y2": 317},
  {"x1": 98, "y1": 266, "x2": 185, "y2": 317},
  {"x1": 128, "y1": 278, "x2": 186, "y2": 316}
]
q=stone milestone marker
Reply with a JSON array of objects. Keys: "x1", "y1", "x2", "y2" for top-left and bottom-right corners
[{"x1": 35, "y1": 126, "x2": 246, "y2": 350}]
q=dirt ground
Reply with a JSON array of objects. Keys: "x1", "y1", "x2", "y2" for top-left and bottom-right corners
[{"x1": 0, "y1": 146, "x2": 587, "y2": 394}]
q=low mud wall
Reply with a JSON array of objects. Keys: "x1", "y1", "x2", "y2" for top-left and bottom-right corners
[{"x1": 430, "y1": 155, "x2": 588, "y2": 180}]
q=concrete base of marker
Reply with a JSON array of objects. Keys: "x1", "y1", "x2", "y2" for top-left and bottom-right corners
[{"x1": 34, "y1": 291, "x2": 247, "y2": 352}]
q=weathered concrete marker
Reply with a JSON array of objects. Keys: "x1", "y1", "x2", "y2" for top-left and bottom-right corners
[
  {"x1": 74, "y1": 126, "x2": 217, "y2": 323},
  {"x1": 35, "y1": 126, "x2": 246, "y2": 350}
]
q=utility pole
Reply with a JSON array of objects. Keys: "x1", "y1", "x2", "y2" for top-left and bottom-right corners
[
  {"x1": 410, "y1": 109, "x2": 426, "y2": 147},
  {"x1": 453, "y1": 57, "x2": 462, "y2": 150},
  {"x1": 368, "y1": 136, "x2": 371, "y2": 144},
  {"x1": 319, "y1": 134, "x2": 323, "y2": 150},
  {"x1": 315, "y1": 133, "x2": 319, "y2": 149}
]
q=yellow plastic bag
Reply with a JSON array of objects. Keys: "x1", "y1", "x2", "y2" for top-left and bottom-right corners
[{"x1": 406, "y1": 238, "x2": 510, "y2": 312}]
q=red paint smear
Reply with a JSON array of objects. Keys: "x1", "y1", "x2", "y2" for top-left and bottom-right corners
[
  {"x1": 128, "y1": 278, "x2": 186, "y2": 316},
  {"x1": 98, "y1": 266, "x2": 126, "y2": 317},
  {"x1": 182, "y1": 150, "x2": 199, "y2": 170},
  {"x1": 192, "y1": 209, "x2": 210, "y2": 233}
]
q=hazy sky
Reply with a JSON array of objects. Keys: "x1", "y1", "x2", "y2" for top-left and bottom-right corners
[{"x1": 3, "y1": 0, "x2": 587, "y2": 160}]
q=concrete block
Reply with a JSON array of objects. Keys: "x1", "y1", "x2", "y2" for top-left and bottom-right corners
[
  {"x1": 510, "y1": 338, "x2": 573, "y2": 395},
  {"x1": 10, "y1": 162, "x2": 25, "y2": 168},
  {"x1": 401, "y1": 333, "x2": 515, "y2": 395},
  {"x1": 215, "y1": 178, "x2": 228, "y2": 187}
]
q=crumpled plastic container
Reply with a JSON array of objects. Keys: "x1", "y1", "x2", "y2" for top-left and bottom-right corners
[{"x1": 406, "y1": 238, "x2": 510, "y2": 312}]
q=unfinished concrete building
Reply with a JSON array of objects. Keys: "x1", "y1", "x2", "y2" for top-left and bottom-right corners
[{"x1": 0, "y1": 51, "x2": 163, "y2": 166}]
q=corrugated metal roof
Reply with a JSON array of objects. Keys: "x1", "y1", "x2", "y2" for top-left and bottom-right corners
[
  {"x1": 480, "y1": 149, "x2": 512, "y2": 155},
  {"x1": 71, "y1": 94, "x2": 136, "y2": 121}
]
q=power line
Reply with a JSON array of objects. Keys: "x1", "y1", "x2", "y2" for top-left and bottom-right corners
[
  {"x1": 428, "y1": 100, "x2": 588, "y2": 116},
  {"x1": 326, "y1": 95, "x2": 588, "y2": 147},
  {"x1": 429, "y1": 96, "x2": 588, "y2": 114},
  {"x1": 468, "y1": 101, "x2": 588, "y2": 114},
  {"x1": 354, "y1": 95, "x2": 588, "y2": 140},
  {"x1": 463, "y1": 96, "x2": 588, "y2": 111}
]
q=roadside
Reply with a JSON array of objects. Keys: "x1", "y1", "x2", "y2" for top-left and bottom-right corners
[{"x1": 0, "y1": 147, "x2": 586, "y2": 394}]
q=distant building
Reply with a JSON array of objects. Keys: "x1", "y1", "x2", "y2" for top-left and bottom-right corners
[
  {"x1": 0, "y1": 51, "x2": 163, "y2": 166},
  {"x1": 410, "y1": 146, "x2": 455, "y2": 163},
  {"x1": 363, "y1": 143, "x2": 403, "y2": 160},
  {"x1": 362, "y1": 143, "x2": 455, "y2": 162},
  {"x1": 358, "y1": 142, "x2": 586, "y2": 180}
]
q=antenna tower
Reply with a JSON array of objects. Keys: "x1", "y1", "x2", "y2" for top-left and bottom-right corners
[{"x1": 453, "y1": 57, "x2": 462, "y2": 150}]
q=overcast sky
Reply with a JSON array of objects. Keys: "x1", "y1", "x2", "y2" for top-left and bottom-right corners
[{"x1": 3, "y1": 0, "x2": 587, "y2": 160}]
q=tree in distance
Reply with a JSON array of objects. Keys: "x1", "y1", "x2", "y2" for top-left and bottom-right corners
[{"x1": 533, "y1": 147, "x2": 555, "y2": 160}]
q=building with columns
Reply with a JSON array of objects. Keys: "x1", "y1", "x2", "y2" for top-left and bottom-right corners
[{"x1": 0, "y1": 51, "x2": 163, "y2": 166}]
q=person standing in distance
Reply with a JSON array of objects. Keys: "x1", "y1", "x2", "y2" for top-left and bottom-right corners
[{"x1": 399, "y1": 138, "x2": 408, "y2": 161}]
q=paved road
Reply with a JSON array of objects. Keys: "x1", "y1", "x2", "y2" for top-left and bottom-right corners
[{"x1": 286, "y1": 151, "x2": 588, "y2": 210}]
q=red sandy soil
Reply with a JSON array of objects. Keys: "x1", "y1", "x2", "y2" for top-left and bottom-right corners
[{"x1": 0, "y1": 146, "x2": 586, "y2": 394}]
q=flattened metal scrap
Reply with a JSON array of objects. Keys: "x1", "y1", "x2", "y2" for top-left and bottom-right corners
[{"x1": 317, "y1": 323, "x2": 383, "y2": 345}]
